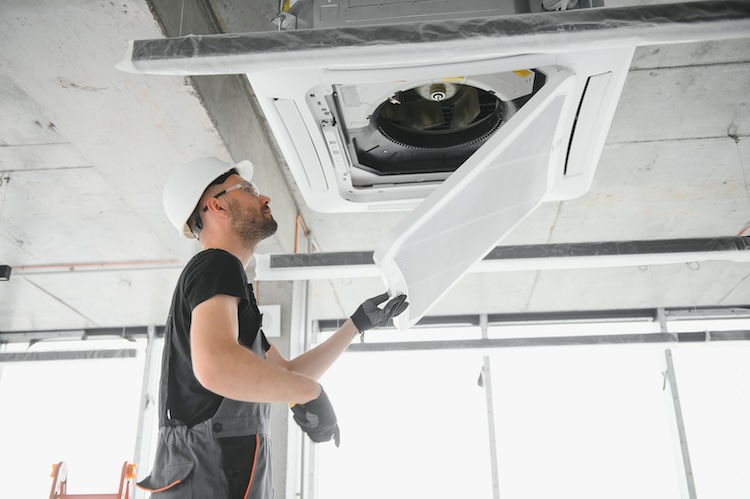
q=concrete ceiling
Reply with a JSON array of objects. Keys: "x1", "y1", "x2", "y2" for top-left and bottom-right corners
[{"x1": 1, "y1": 0, "x2": 749, "y2": 334}]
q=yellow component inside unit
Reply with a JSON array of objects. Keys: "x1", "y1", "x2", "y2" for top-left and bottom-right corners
[
  {"x1": 513, "y1": 69, "x2": 533, "y2": 78},
  {"x1": 441, "y1": 76, "x2": 465, "y2": 84}
]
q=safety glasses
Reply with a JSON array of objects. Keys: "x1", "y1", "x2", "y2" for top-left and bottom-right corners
[{"x1": 202, "y1": 181, "x2": 260, "y2": 212}]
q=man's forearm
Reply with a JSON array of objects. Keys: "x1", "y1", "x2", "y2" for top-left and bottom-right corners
[
  {"x1": 285, "y1": 319, "x2": 359, "y2": 380},
  {"x1": 196, "y1": 340, "x2": 321, "y2": 404}
]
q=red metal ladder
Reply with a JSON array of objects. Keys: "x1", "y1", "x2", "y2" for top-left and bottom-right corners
[{"x1": 49, "y1": 461, "x2": 136, "y2": 499}]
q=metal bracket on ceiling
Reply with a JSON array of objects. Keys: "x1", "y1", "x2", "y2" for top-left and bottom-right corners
[{"x1": 272, "y1": 11, "x2": 297, "y2": 31}]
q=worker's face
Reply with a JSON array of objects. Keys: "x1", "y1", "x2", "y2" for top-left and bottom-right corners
[{"x1": 224, "y1": 175, "x2": 277, "y2": 245}]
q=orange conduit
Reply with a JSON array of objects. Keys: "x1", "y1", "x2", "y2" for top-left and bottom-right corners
[{"x1": 255, "y1": 213, "x2": 310, "y2": 302}]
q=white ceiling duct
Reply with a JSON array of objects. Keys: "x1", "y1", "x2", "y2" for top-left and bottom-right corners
[{"x1": 253, "y1": 238, "x2": 750, "y2": 282}]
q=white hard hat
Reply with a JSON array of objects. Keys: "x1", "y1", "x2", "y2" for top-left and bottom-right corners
[{"x1": 163, "y1": 156, "x2": 254, "y2": 239}]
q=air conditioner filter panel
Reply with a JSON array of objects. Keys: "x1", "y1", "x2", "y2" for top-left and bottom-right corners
[{"x1": 375, "y1": 72, "x2": 574, "y2": 329}]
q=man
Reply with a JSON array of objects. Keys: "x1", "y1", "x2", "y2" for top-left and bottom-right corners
[{"x1": 137, "y1": 157, "x2": 407, "y2": 498}]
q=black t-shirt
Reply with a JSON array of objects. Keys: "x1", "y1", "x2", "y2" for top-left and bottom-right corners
[{"x1": 161, "y1": 249, "x2": 271, "y2": 427}]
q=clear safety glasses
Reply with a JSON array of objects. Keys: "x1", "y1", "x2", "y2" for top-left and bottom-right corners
[{"x1": 202, "y1": 181, "x2": 260, "y2": 212}]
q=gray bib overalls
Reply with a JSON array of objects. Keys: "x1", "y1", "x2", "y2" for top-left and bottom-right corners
[{"x1": 137, "y1": 330, "x2": 273, "y2": 498}]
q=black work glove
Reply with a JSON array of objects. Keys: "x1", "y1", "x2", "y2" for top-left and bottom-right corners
[
  {"x1": 291, "y1": 387, "x2": 341, "y2": 447},
  {"x1": 350, "y1": 292, "x2": 409, "y2": 334}
]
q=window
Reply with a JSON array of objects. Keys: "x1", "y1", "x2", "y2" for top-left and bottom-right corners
[
  {"x1": 0, "y1": 339, "x2": 146, "y2": 498},
  {"x1": 318, "y1": 347, "x2": 492, "y2": 499},
  {"x1": 315, "y1": 322, "x2": 750, "y2": 499}
]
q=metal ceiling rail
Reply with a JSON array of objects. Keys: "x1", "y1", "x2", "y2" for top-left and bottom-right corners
[
  {"x1": 2, "y1": 306, "x2": 748, "y2": 344},
  {"x1": 11, "y1": 259, "x2": 182, "y2": 277},
  {"x1": 0, "y1": 349, "x2": 137, "y2": 364},
  {"x1": 344, "y1": 330, "x2": 750, "y2": 353},
  {"x1": 0, "y1": 326, "x2": 166, "y2": 344},
  {"x1": 316, "y1": 305, "x2": 750, "y2": 330}
]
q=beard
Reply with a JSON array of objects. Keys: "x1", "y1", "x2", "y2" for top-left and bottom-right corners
[{"x1": 228, "y1": 198, "x2": 278, "y2": 246}]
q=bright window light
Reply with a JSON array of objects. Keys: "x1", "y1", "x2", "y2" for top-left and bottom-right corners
[
  {"x1": 669, "y1": 343, "x2": 750, "y2": 498},
  {"x1": 317, "y1": 348, "x2": 492, "y2": 499},
  {"x1": 0, "y1": 340, "x2": 146, "y2": 498},
  {"x1": 488, "y1": 346, "x2": 679, "y2": 499},
  {"x1": 489, "y1": 319, "x2": 661, "y2": 338},
  {"x1": 315, "y1": 324, "x2": 750, "y2": 499}
]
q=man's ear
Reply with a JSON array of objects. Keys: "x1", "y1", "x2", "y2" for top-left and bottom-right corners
[{"x1": 204, "y1": 196, "x2": 229, "y2": 218}]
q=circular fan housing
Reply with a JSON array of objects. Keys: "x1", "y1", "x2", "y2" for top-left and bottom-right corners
[{"x1": 350, "y1": 83, "x2": 508, "y2": 178}]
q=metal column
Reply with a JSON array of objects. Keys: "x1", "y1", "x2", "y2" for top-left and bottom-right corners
[
  {"x1": 478, "y1": 314, "x2": 501, "y2": 499},
  {"x1": 132, "y1": 326, "x2": 163, "y2": 499},
  {"x1": 288, "y1": 233, "x2": 319, "y2": 499},
  {"x1": 663, "y1": 349, "x2": 698, "y2": 499},
  {"x1": 288, "y1": 279, "x2": 311, "y2": 499},
  {"x1": 0, "y1": 342, "x2": 6, "y2": 386}
]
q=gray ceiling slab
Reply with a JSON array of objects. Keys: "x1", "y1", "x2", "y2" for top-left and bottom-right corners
[
  {"x1": 208, "y1": 0, "x2": 280, "y2": 33},
  {"x1": 609, "y1": 61, "x2": 750, "y2": 142},
  {"x1": 0, "y1": 143, "x2": 90, "y2": 172},
  {"x1": 0, "y1": 0, "x2": 247, "y2": 265},
  {"x1": 740, "y1": 137, "x2": 750, "y2": 209},
  {"x1": 0, "y1": 167, "x2": 171, "y2": 266},
  {"x1": 432, "y1": 260, "x2": 750, "y2": 317},
  {"x1": 525, "y1": 261, "x2": 750, "y2": 312},
  {"x1": 631, "y1": 38, "x2": 750, "y2": 69},
  {"x1": 0, "y1": 277, "x2": 94, "y2": 331},
  {"x1": 14, "y1": 268, "x2": 181, "y2": 329},
  {"x1": 0, "y1": 72, "x2": 64, "y2": 146},
  {"x1": 554, "y1": 137, "x2": 750, "y2": 241}
]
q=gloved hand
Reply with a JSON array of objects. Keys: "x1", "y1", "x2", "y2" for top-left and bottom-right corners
[
  {"x1": 291, "y1": 387, "x2": 341, "y2": 447},
  {"x1": 351, "y1": 292, "x2": 408, "y2": 334}
]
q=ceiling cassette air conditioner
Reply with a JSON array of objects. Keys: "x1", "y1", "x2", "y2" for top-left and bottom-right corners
[
  {"x1": 248, "y1": 44, "x2": 635, "y2": 327},
  {"x1": 246, "y1": 45, "x2": 633, "y2": 212},
  {"x1": 120, "y1": 15, "x2": 643, "y2": 328},
  {"x1": 120, "y1": 35, "x2": 633, "y2": 214}
]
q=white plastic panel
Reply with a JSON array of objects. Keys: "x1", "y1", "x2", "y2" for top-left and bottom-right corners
[
  {"x1": 565, "y1": 72, "x2": 613, "y2": 178},
  {"x1": 273, "y1": 99, "x2": 329, "y2": 192},
  {"x1": 375, "y1": 72, "x2": 575, "y2": 329}
]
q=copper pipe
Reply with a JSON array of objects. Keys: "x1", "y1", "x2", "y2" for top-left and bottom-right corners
[
  {"x1": 294, "y1": 213, "x2": 309, "y2": 254},
  {"x1": 258, "y1": 213, "x2": 311, "y2": 302},
  {"x1": 14, "y1": 259, "x2": 179, "y2": 271}
]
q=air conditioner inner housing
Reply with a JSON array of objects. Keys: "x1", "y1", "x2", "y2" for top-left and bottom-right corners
[{"x1": 331, "y1": 69, "x2": 546, "y2": 187}]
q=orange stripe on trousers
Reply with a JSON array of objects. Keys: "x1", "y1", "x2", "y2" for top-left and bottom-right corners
[{"x1": 243, "y1": 434, "x2": 260, "y2": 499}]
